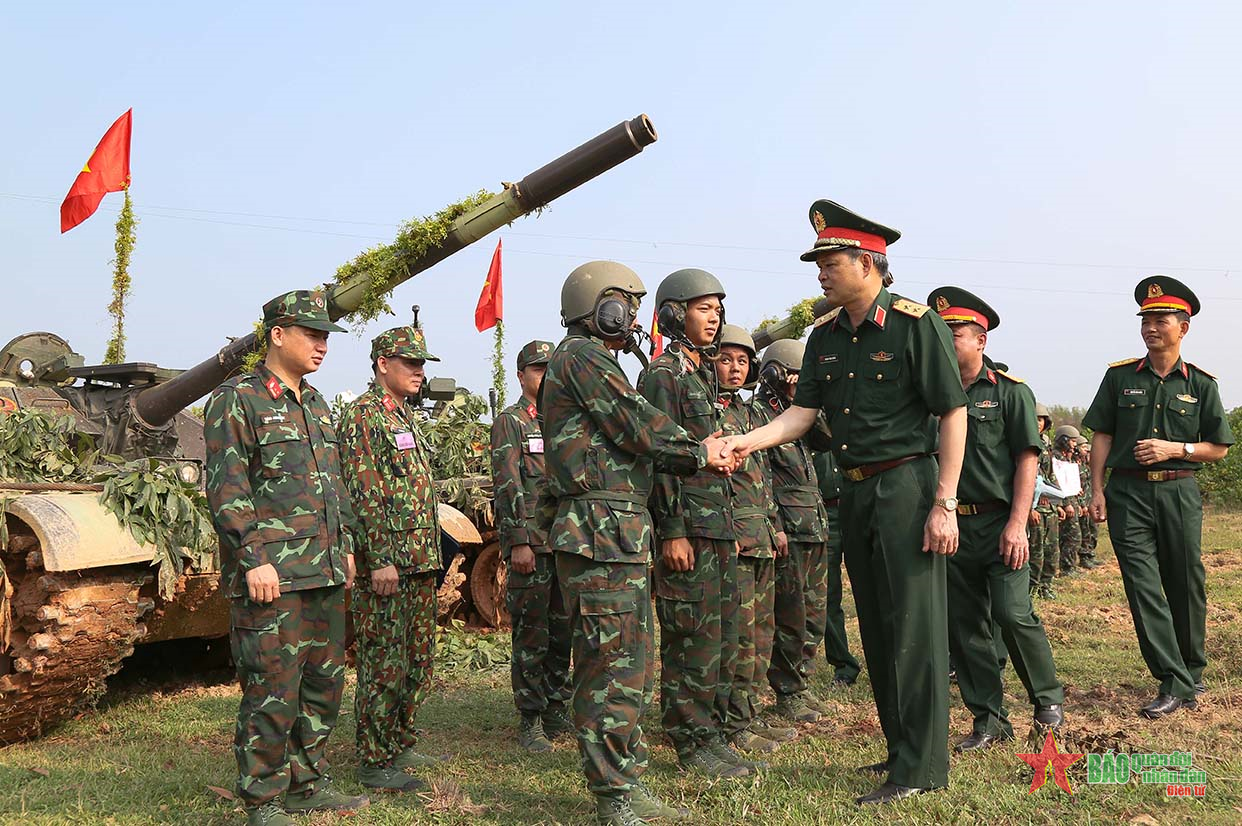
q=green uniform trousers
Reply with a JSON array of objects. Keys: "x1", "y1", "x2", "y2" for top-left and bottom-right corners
[
  {"x1": 841, "y1": 456, "x2": 948, "y2": 790},
  {"x1": 1105, "y1": 474, "x2": 1204, "y2": 701},
  {"x1": 822, "y1": 503, "x2": 861, "y2": 682},
  {"x1": 948, "y1": 511, "x2": 1064, "y2": 738},
  {"x1": 557, "y1": 553, "x2": 654, "y2": 797},
  {"x1": 1029, "y1": 510, "x2": 1060, "y2": 589},
  {"x1": 352, "y1": 572, "x2": 437, "y2": 767},
  {"x1": 726, "y1": 555, "x2": 775, "y2": 736},
  {"x1": 655, "y1": 537, "x2": 739, "y2": 755},
  {"x1": 1059, "y1": 511, "x2": 1083, "y2": 572},
  {"x1": 1079, "y1": 513, "x2": 1098, "y2": 555},
  {"x1": 767, "y1": 541, "x2": 820, "y2": 696},
  {"x1": 507, "y1": 552, "x2": 573, "y2": 714},
  {"x1": 229, "y1": 585, "x2": 345, "y2": 806}
]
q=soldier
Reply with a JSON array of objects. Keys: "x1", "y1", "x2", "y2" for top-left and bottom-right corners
[
  {"x1": 640, "y1": 269, "x2": 755, "y2": 779},
  {"x1": 203, "y1": 289, "x2": 368, "y2": 826},
  {"x1": 1029, "y1": 404, "x2": 1061, "y2": 599},
  {"x1": 539, "y1": 261, "x2": 734, "y2": 825},
  {"x1": 813, "y1": 449, "x2": 862, "y2": 687},
  {"x1": 338, "y1": 324, "x2": 445, "y2": 792},
  {"x1": 750, "y1": 339, "x2": 833, "y2": 723},
  {"x1": 1075, "y1": 439, "x2": 1100, "y2": 568},
  {"x1": 927, "y1": 287, "x2": 1065, "y2": 751},
  {"x1": 715, "y1": 324, "x2": 795, "y2": 754},
  {"x1": 1084, "y1": 276, "x2": 1234, "y2": 718},
  {"x1": 490, "y1": 339, "x2": 573, "y2": 753},
  {"x1": 724, "y1": 200, "x2": 968, "y2": 805},
  {"x1": 1053, "y1": 425, "x2": 1085, "y2": 577}
]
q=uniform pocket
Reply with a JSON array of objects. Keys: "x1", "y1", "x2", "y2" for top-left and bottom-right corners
[
  {"x1": 256, "y1": 425, "x2": 305, "y2": 478},
  {"x1": 655, "y1": 574, "x2": 705, "y2": 636},
  {"x1": 1165, "y1": 400, "x2": 1201, "y2": 441},
  {"x1": 229, "y1": 600, "x2": 281, "y2": 675},
  {"x1": 968, "y1": 406, "x2": 1004, "y2": 450},
  {"x1": 579, "y1": 588, "x2": 637, "y2": 656},
  {"x1": 256, "y1": 512, "x2": 321, "y2": 581}
]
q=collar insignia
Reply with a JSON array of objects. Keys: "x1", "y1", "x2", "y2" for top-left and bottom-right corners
[
  {"x1": 526, "y1": 403, "x2": 538, "y2": 419},
  {"x1": 265, "y1": 377, "x2": 282, "y2": 399},
  {"x1": 382, "y1": 395, "x2": 397, "y2": 412}
]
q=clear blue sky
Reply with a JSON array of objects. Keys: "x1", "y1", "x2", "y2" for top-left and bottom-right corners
[{"x1": 3, "y1": 1, "x2": 1240, "y2": 409}]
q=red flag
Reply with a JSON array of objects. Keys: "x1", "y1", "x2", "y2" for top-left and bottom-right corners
[
  {"x1": 60, "y1": 109, "x2": 133, "y2": 233},
  {"x1": 475, "y1": 238, "x2": 504, "y2": 331},
  {"x1": 650, "y1": 305, "x2": 664, "y2": 357}
]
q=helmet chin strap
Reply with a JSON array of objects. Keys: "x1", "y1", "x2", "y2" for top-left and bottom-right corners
[{"x1": 623, "y1": 325, "x2": 651, "y2": 369}]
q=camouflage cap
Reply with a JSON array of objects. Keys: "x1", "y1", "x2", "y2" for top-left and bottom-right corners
[
  {"x1": 517, "y1": 339, "x2": 554, "y2": 370},
  {"x1": 262, "y1": 289, "x2": 347, "y2": 333},
  {"x1": 370, "y1": 325, "x2": 440, "y2": 363}
]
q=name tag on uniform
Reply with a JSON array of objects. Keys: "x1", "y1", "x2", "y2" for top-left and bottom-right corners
[
  {"x1": 395, "y1": 432, "x2": 416, "y2": 450},
  {"x1": 1123, "y1": 388, "x2": 1146, "y2": 396},
  {"x1": 527, "y1": 437, "x2": 545, "y2": 454}
]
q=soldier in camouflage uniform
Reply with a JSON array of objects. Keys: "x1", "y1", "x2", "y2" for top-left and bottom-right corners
[
  {"x1": 751, "y1": 339, "x2": 833, "y2": 724},
  {"x1": 539, "y1": 261, "x2": 734, "y2": 826},
  {"x1": 1029, "y1": 404, "x2": 1061, "y2": 599},
  {"x1": 1054, "y1": 425, "x2": 1085, "y2": 577},
  {"x1": 339, "y1": 324, "x2": 445, "y2": 792},
  {"x1": 1075, "y1": 439, "x2": 1100, "y2": 568},
  {"x1": 491, "y1": 339, "x2": 573, "y2": 753},
  {"x1": 640, "y1": 269, "x2": 757, "y2": 779},
  {"x1": 813, "y1": 449, "x2": 862, "y2": 686},
  {"x1": 204, "y1": 290, "x2": 369, "y2": 826}
]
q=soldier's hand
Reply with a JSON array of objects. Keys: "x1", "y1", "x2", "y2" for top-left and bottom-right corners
[
  {"x1": 344, "y1": 553, "x2": 356, "y2": 590},
  {"x1": 510, "y1": 544, "x2": 537, "y2": 575},
  {"x1": 1056, "y1": 505, "x2": 1067, "y2": 520},
  {"x1": 922, "y1": 507, "x2": 958, "y2": 556},
  {"x1": 246, "y1": 563, "x2": 281, "y2": 603},
  {"x1": 774, "y1": 530, "x2": 789, "y2": 558},
  {"x1": 371, "y1": 564, "x2": 400, "y2": 597},
  {"x1": 702, "y1": 431, "x2": 738, "y2": 475},
  {"x1": 1090, "y1": 492, "x2": 1107, "y2": 524},
  {"x1": 1134, "y1": 438, "x2": 1179, "y2": 465},
  {"x1": 1027, "y1": 508, "x2": 1040, "y2": 527},
  {"x1": 662, "y1": 538, "x2": 695, "y2": 572},
  {"x1": 1000, "y1": 518, "x2": 1029, "y2": 570}
]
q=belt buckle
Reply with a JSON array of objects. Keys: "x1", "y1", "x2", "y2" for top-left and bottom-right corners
[
  {"x1": 844, "y1": 468, "x2": 865, "y2": 482},
  {"x1": 1147, "y1": 471, "x2": 1164, "y2": 482},
  {"x1": 956, "y1": 504, "x2": 973, "y2": 515}
]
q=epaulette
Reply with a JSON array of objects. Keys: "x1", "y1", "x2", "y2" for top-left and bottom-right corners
[
  {"x1": 813, "y1": 307, "x2": 842, "y2": 328},
  {"x1": 1188, "y1": 362, "x2": 1219, "y2": 380},
  {"x1": 891, "y1": 298, "x2": 930, "y2": 318},
  {"x1": 1109, "y1": 357, "x2": 1141, "y2": 368},
  {"x1": 996, "y1": 369, "x2": 1025, "y2": 384}
]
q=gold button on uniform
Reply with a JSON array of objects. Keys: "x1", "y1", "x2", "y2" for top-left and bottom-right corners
[
  {"x1": 844, "y1": 408, "x2": 850, "y2": 415},
  {"x1": 841, "y1": 444, "x2": 848, "y2": 451},
  {"x1": 848, "y1": 372, "x2": 855, "y2": 379},
  {"x1": 877, "y1": 373, "x2": 884, "y2": 380}
]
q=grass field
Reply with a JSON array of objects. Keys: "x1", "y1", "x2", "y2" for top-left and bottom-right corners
[{"x1": 3, "y1": 512, "x2": 1241, "y2": 825}]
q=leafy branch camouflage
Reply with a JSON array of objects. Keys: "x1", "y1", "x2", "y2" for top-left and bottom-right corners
[{"x1": 423, "y1": 390, "x2": 493, "y2": 519}]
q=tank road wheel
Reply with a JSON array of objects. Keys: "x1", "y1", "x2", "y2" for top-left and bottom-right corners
[
  {"x1": 468, "y1": 541, "x2": 510, "y2": 629},
  {"x1": 0, "y1": 517, "x2": 151, "y2": 744}
]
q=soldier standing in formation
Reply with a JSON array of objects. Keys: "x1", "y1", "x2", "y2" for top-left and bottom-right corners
[
  {"x1": 1029, "y1": 404, "x2": 1061, "y2": 599},
  {"x1": 539, "y1": 262, "x2": 734, "y2": 826},
  {"x1": 338, "y1": 325, "x2": 446, "y2": 792},
  {"x1": 725, "y1": 200, "x2": 968, "y2": 804},
  {"x1": 1085, "y1": 276, "x2": 1234, "y2": 718},
  {"x1": 1053, "y1": 425, "x2": 1086, "y2": 577},
  {"x1": 1075, "y1": 438, "x2": 1100, "y2": 568},
  {"x1": 927, "y1": 286, "x2": 1065, "y2": 751},
  {"x1": 750, "y1": 340, "x2": 833, "y2": 724},
  {"x1": 813, "y1": 447, "x2": 862, "y2": 687},
  {"x1": 204, "y1": 290, "x2": 368, "y2": 826},
  {"x1": 490, "y1": 339, "x2": 574, "y2": 753}
]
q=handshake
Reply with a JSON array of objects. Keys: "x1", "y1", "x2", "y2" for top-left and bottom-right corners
[{"x1": 701, "y1": 432, "x2": 756, "y2": 476}]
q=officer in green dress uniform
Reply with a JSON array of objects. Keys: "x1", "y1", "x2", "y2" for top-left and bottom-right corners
[
  {"x1": 1084, "y1": 275, "x2": 1234, "y2": 719},
  {"x1": 724, "y1": 201, "x2": 968, "y2": 805},
  {"x1": 927, "y1": 287, "x2": 1065, "y2": 751}
]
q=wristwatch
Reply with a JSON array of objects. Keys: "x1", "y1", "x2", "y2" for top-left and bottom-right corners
[
  {"x1": 1183, "y1": 443, "x2": 1196, "y2": 458},
  {"x1": 934, "y1": 496, "x2": 959, "y2": 513}
]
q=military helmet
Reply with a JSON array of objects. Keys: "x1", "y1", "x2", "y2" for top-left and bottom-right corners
[
  {"x1": 560, "y1": 261, "x2": 646, "y2": 327},
  {"x1": 1034, "y1": 402, "x2": 1052, "y2": 420},
  {"x1": 760, "y1": 339, "x2": 806, "y2": 373},
  {"x1": 717, "y1": 323, "x2": 759, "y2": 387},
  {"x1": 1055, "y1": 424, "x2": 1081, "y2": 443},
  {"x1": 654, "y1": 268, "x2": 726, "y2": 307}
]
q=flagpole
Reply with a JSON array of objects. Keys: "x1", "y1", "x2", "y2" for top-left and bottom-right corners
[
  {"x1": 104, "y1": 189, "x2": 138, "y2": 364},
  {"x1": 491, "y1": 319, "x2": 506, "y2": 411}
]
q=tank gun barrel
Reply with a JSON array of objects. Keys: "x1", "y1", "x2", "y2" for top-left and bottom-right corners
[
  {"x1": 132, "y1": 114, "x2": 658, "y2": 428},
  {"x1": 751, "y1": 296, "x2": 832, "y2": 351}
]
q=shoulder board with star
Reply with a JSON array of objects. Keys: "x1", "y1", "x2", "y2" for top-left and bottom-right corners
[
  {"x1": 995, "y1": 369, "x2": 1025, "y2": 384},
  {"x1": 1187, "y1": 362, "x2": 1219, "y2": 380},
  {"x1": 1108, "y1": 357, "x2": 1142, "y2": 369},
  {"x1": 813, "y1": 307, "x2": 842, "y2": 328},
  {"x1": 891, "y1": 298, "x2": 930, "y2": 318}
]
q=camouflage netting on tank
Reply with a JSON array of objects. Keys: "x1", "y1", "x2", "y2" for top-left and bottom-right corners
[
  {"x1": 423, "y1": 389, "x2": 492, "y2": 521},
  {"x1": 0, "y1": 408, "x2": 214, "y2": 601},
  {"x1": 754, "y1": 296, "x2": 822, "y2": 343}
]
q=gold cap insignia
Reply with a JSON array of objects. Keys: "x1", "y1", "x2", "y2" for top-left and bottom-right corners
[
  {"x1": 812, "y1": 211, "x2": 827, "y2": 232},
  {"x1": 935, "y1": 296, "x2": 949, "y2": 312},
  {"x1": 1148, "y1": 283, "x2": 1163, "y2": 299}
]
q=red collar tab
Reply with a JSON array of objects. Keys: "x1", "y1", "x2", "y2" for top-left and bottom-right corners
[
  {"x1": 1136, "y1": 358, "x2": 1147, "y2": 373},
  {"x1": 872, "y1": 304, "x2": 887, "y2": 329},
  {"x1": 526, "y1": 402, "x2": 537, "y2": 419},
  {"x1": 265, "y1": 376, "x2": 282, "y2": 400},
  {"x1": 381, "y1": 395, "x2": 397, "y2": 412},
  {"x1": 939, "y1": 306, "x2": 990, "y2": 330},
  {"x1": 1181, "y1": 362, "x2": 1189, "y2": 378},
  {"x1": 986, "y1": 368, "x2": 997, "y2": 384},
  {"x1": 815, "y1": 226, "x2": 888, "y2": 256}
]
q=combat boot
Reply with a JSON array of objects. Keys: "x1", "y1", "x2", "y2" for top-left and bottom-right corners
[
  {"x1": 800, "y1": 690, "x2": 830, "y2": 714},
  {"x1": 595, "y1": 795, "x2": 645, "y2": 826},
  {"x1": 708, "y1": 736, "x2": 769, "y2": 771},
  {"x1": 1037, "y1": 584, "x2": 1057, "y2": 601},
  {"x1": 284, "y1": 777, "x2": 370, "y2": 813},
  {"x1": 749, "y1": 717, "x2": 798, "y2": 743},
  {"x1": 518, "y1": 712, "x2": 553, "y2": 753},
  {"x1": 728, "y1": 728, "x2": 779, "y2": 754},
  {"x1": 356, "y1": 764, "x2": 425, "y2": 793},
  {"x1": 244, "y1": 802, "x2": 293, "y2": 826},
  {"x1": 678, "y1": 745, "x2": 750, "y2": 779},
  {"x1": 393, "y1": 747, "x2": 449, "y2": 770},
  {"x1": 541, "y1": 700, "x2": 575, "y2": 740},
  {"x1": 629, "y1": 782, "x2": 690, "y2": 821},
  {"x1": 773, "y1": 692, "x2": 820, "y2": 723}
]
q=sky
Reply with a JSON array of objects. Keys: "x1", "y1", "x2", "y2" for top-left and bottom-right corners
[{"x1": 3, "y1": 1, "x2": 1240, "y2": 411}]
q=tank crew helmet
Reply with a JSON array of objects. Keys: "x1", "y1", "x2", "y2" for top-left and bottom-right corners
[
  {"x1": 1034, "y1": 403, "x2": 1053, "y2": 425},
  {"x1": 1055, "y1": 424, "x2": 1081, "y2": 446},
  {"x1": 654, "y1": 268, "x2": 726, "y2": 350},
  {"x1": 759, "y1": 338, "x2": 805, "y2": 394},
  {"x1": 717, "y1": 324, "x2": 759, "y2": 389},
  {"x1": 560, "y1": 261, "x2": 646, "y2": 340}
]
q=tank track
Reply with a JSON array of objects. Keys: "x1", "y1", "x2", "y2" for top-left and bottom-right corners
[{"x1": 0, "y1": 521, "x2": 152, "y2": 744}]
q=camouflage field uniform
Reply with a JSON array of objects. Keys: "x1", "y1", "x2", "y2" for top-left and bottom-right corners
[
  {"x1": 751, "y1": 387, "x2": 831, "y2": 701},
  {"x1": 719, "y1": 393, "x2": 778, "y2": 738},
  {"x1": 638, "y1": 350, "x2": 738, "y2": 758},
  {"x1": 205, "y1": 360, "x2": 355, "y2": 807},
  {"x1": 491, "y1": 394, "x2": 571, "y2": 719},
  {"x1": 1077, "y1": 458, "x2": 1098, "y2": 563},
  {"x1": 538, "y1": 330, "x2": 706, "y2": 800},
  {"x1": 813, "y1": 450, "x2": 861, "y2": 684},
  {"x1": 1056, "y1": 446, "x2": 1084, "y2": 574},
  {"x1": 339, "y1": 374, "x2": 441, "y2": 769},
  {"x1": 1029, "y1": 431, "x2": 1060, "y2": 594}
]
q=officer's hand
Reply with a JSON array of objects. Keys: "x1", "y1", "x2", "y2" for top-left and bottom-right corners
[
  {"x1": 371, "y1": 564, "x2": 399, "y2": 597},
  {"x1": 922, "y1": 507, "x2": 958, "y2": 556},
  {"x1": 719, "y1": 434, "x2": 755, "y2": 463},
  {"x1": 1000, "y1": 518, "x2": 1029, "y2": 570},
  {"x1": 344, "y1": 553, "x2": 356, "y2": 591},
  {"x1": 703, "y1": 431, "x2": 738, "y2": 475},
  {"x1": 1090, "y1": 491, "x2": 1107, "y2": 524},
  {"x1": 662, "y1": 538, "x2": 695, "y2": 572},
  {"x1": 246, "y1": 563, "x2": 281, "y2": 604},
  {"x1": 1028, "y1": 508, "x2": 1040, "y2": 527},
  {"x1": 510, "y1": 544, "x2": 537, "y2": 575},
  {"x1": 774, "y1": 530, "x2": 789, "y2": 558},
  {"x1": 1134, "y1": 438, "x2": 1179, "y2": 465}
]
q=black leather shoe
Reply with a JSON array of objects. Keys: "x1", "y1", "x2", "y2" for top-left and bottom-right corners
[
  {"x1": 856, "y1": 783, "x2": 929, "y2": 805},
  {"x1": 1140, "y1": 693, "x2": 1196, "y2": 719},
  {"x1": 954, "y1": 731, "x2": 1009, "y2": 752},
  {"x1": 855, "y1": 761, "x2": 889, "y2": 776},
  {"x1": 1034, "y1": 703, "x2": 1065, "y2": 728},
  {"x1": 1194, "y1": 682, "x2": 1206, "y2": 696},
  {"x1": 832, "y1": 673, "x2": 857, "y2": 687}
]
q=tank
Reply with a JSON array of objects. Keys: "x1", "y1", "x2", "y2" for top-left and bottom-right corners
[
  {"x1": 751, "y1": 296, "x2": 832, "y2": 351},
  {"x1": 0, "y1": 114, "x2": 659, "y2": 743}
]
